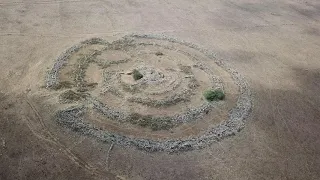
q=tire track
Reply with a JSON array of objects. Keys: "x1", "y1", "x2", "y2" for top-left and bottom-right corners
[{"x1": 24, "y1": 97, "x2": 116, "y2": 179}]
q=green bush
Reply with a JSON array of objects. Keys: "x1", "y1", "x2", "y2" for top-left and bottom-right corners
[
  {"x1": 203, "y1": 89, "x2": 225, "y2": 101},
  {"x1": 132, "y1": 69, "x2": 143, "y2": 80}
]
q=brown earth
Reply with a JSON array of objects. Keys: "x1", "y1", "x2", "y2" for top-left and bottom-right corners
[{"x1": 1, "y1": 0, "x2": 320, "y2": 179}]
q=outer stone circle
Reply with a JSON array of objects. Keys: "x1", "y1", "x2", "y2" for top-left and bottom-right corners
[{"x1": 47, "y1": 34, "x2": 252, "y2": 152}]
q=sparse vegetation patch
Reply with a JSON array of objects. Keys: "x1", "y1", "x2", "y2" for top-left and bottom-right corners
[
  {"x1": 128, "y1": 113, "x2": 174, "y2": 131},
  {"x1": 59, "y1": 90, "x2": 87, "y2": 103}
]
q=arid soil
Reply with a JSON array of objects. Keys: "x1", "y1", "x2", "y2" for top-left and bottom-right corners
[{"x1": 1, "y1": 0, "x2": 320, "y2": 179}]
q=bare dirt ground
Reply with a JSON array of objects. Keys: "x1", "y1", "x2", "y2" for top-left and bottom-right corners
[{"x1": 1, "y1": 0, "x2": 320, "y2": 179}]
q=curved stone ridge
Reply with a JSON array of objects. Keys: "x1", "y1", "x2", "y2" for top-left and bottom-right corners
[
  {"x1": 48, "y1": 34, "x2": 252, "y2": 152},
  {"x1": 46, "y1": 38, "x2": 108, "y2": 88}
]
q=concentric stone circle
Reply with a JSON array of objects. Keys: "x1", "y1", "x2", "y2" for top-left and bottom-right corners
[{"x1": 46, "y1": 34, "x2": 252, "y2": 152}]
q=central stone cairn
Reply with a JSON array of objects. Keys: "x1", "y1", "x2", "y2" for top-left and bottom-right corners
[{"x1": 46, "y1": 34, "x2": 252, "y2": 152}]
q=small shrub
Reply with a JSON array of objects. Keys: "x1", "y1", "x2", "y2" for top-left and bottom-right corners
[
  {"x1": 132, "y1": 69, "x2": 143, "y2": 80},
  {"x1": 155, "y1": 51, "x2": 164, "y2": 56},
  {"x1": 203, "y1": 89, "x2": 225, "y2": 101}
]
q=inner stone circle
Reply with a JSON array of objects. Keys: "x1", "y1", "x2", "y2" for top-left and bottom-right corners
[{"x1": 46, "y1": 34, "x2": 252, "y2": 152}]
